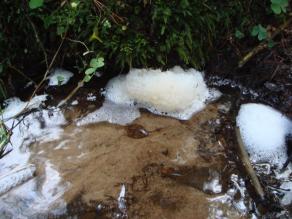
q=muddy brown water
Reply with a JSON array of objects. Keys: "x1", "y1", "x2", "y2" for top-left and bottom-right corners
[{"x1": 21, "y1": 101, "x2": 250, "y2": 219}]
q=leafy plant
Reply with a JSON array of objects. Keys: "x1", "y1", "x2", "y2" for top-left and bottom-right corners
[
  {"x1": 235, "y1": 30, "x2": 245, "y2": 39},
  {"x1": 0, "y1": 0, "x2": 288, "y2": 100},
  {"x1": 0, "y1": 120, "x2": 10, "y2": 159},
  {"x1": 251, "y1": 24, "x2": 268, "y2": 41},
  {"x1": 29, "y1": 0, "x2": 44, "y2": 9},
  {"x1": 84, "y1": 57, "x2": 104, "y2": 82},
  {"x1": 57, "y1": 76, "x2": 64, "y2": 86},
  {"x1": 270, "y1": 0, "x2": 289, "y2": 14}
]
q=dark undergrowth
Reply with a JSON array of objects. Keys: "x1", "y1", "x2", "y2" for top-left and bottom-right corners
[{"x1": 0, "y1": 0, "x2": 290, "y2": 100}]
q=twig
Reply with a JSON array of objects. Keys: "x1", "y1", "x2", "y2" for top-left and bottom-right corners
[
  {"x1": 6, "y1": 36, "x2": 66, "y2": 121},
  {"x1": 65, "y1": 38, "x2": 94, "y2": 55},
  {"x1": 26, "y1": 15, "x2": 49, "y2": 69},
  {"x1": 93, "y1": 0, "x2": 124, "y2": 24},
  {"x1": 235, "y1": 126, "x2": 265, "y2": 201},
  {"x1": 8, "y1": 65, "x2": 36, "y2": 85},
  {"x1": 238, "y1": 17, "x2": 292, "y2": 68},
  {"x1": 29, "y1": 36, "x2": 65, "y2": 101}
]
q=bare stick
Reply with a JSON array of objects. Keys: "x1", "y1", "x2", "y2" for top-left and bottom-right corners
[
  {"x1": 235, "y1": 126, "x2": 265, "y2": 201},
  {"x1": 26, "y1": 15, "x2": 49, "y2": 69},
  {"x1": 29, "y1": 36, "x2": 65, "y2": 101},
  {"x1": 65, "y1": 38, "x2": 94, "y2": 56},
  {"x1": 4, "y1": 36, "x2": 66, "y2": 122}
]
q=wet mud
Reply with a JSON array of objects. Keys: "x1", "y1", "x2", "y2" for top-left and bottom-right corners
[{"x1": 19, "y1": 100, "x2": 249, "y2": 219}]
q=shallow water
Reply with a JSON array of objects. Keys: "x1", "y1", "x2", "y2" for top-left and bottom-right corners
[
  {"x1": 0, "y1": 95, "x2": 257, "y2": 219},
  {"x1": 0, "y1": 77, "x2": 291, "y2": 218}
]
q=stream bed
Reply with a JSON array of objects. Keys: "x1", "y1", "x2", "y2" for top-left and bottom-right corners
[{"x1": 0, "y1": 68, "x2": 291, "y2": 219}]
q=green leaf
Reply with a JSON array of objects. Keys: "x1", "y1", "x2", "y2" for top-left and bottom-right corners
[
  {"x1": 268, "y1": 40, "x2": 276, "y2": 48},
  {"x1": 57, "y1": 75, "x2": 64, "y2": 86},
  {"x1": 57, "y1": 26, "x2": 66, "y2": 35},
  {"x1": 89, "y1": 59, "x2": 99, "y2": 68},
  {"x1": 85, "y1": 68, "x2": 95, "y2": 75},
  {"x1": 0, "y1": 64, "x2": 3, "y2": 74},
  {"x1": 251, "y1": 26, "x2": 259, "y2": 36},
  {"x1": 96, "y1": 57, "x2": 104, "y2": 68},
  {"x1": 258, "y1": 25, "x2": 267, "y2": 40},
  {"x1": 89, "y1": 57, "x2": 104, "y2": 69},
  {"x1": 235, "y1": 30, "x2": 245, "y2": 39},
  {"x1": 271, "y1": 0, "x2": 288, "y2": 14},
  {"x1": 29, "y1": 0, "x2": 44, "y2": 9},
  {"x1": 271, "y1": 4, "x2": 281, "y2": 14},
  {"x1": 84, "y1": 75, "x2": 92, "y2": 82},
  {"x1": 251, "y1": 25, "x2": 267, "y2": 41},
  {"x1": 103, "y1": 20, "x2": 111, "y2": 29}
]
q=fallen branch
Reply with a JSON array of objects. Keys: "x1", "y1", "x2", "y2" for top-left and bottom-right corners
[
  {"x1": 235, "y1": 126, "x2": 265, "y2": 201},
  {"x1": 238, "y1": 17, "x2": 292, "y2": 68}
]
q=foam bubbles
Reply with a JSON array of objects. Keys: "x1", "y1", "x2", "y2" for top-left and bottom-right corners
[
  {"x1": 236, "y1": 103, "x2": 292, "y2": 166},
  {"x1": 48, "y1": 68, "x2": 73, "y2": 86},
  {"x1": 77, "y1": 100, "x2": 140, "y2": 126},
  {"x1": 105, "y1": 66, "x2": 220, "y2": 120},
  {"x1": 2, "y1": 95, "x2": 47, "y2": 120}
]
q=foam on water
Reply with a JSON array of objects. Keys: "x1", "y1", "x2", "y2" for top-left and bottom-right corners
[
  {"x1": 105, "y1": 66, "x2": 220, "y2": 120},
  {"x1": 203, "y1": 172, "x2": 222, "y2": 194},
  {"x1": 48, "y1": 68, "x2": 73, "y2": 86},
  {"x1": 2, "y1": 95, "x2": 47, "y2": 120},
  {"x1": 0, "y1": 161, "x2": 68, "y2": 218},
  {"x1": 77, "y1": 100, "x2": 140, "y2": 126},
  {"x1": 0, "y1": 96, "x2": 68, "y2": 217},
  {"x1": 236, "y1": 103, "x2": 292, "y2": 166},
  {"x1": 209, "y1": 174, "x2": 251, "y2": 218}
]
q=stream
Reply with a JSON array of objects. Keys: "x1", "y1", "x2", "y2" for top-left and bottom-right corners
[{"x1": 0, "y1": 68, "x2": 291, "y2": 219}]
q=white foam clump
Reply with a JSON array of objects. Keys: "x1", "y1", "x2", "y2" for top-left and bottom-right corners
[
  {"x1": 105, "y1": 66, "x2": 220, "y2": 120},
  {"x1": 2, "y1": 95, "x2": 47, "y2": 120},
  {"x1": 0, "y1": 164, "x2": 36, "y2": 196},
  {"x1": 0, "y1": 96, "x2": 66, "y2": 218},
  {"x1": 0, "y1": 161, "x2": 67, "y2": 218},
  {"x1": 236, "y1": 103, "x2": 292, "y2": 166},
  {"x1": 48, "y1": 68, "x2": 73, "y2": 86},
  {"x1": 1, "y1": 106, "x2": 66, "y2": 173},
  {"x1": 203, "y1": 174, "x2": 222, "y2": 194},
  {"x1": 118, "y1": 184, "x2": 126, "y2": 211},
  {"x1": 77, "y1": 100, "x2": 140, "y2": 126}
]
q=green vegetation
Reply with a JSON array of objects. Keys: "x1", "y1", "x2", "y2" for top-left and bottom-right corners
[
  {"x1": 0, "y1": 120, "x2": 10, "y2": 158},
  {"x1": 0, "y1": 0, "x2": 290, "y2": 100}
]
